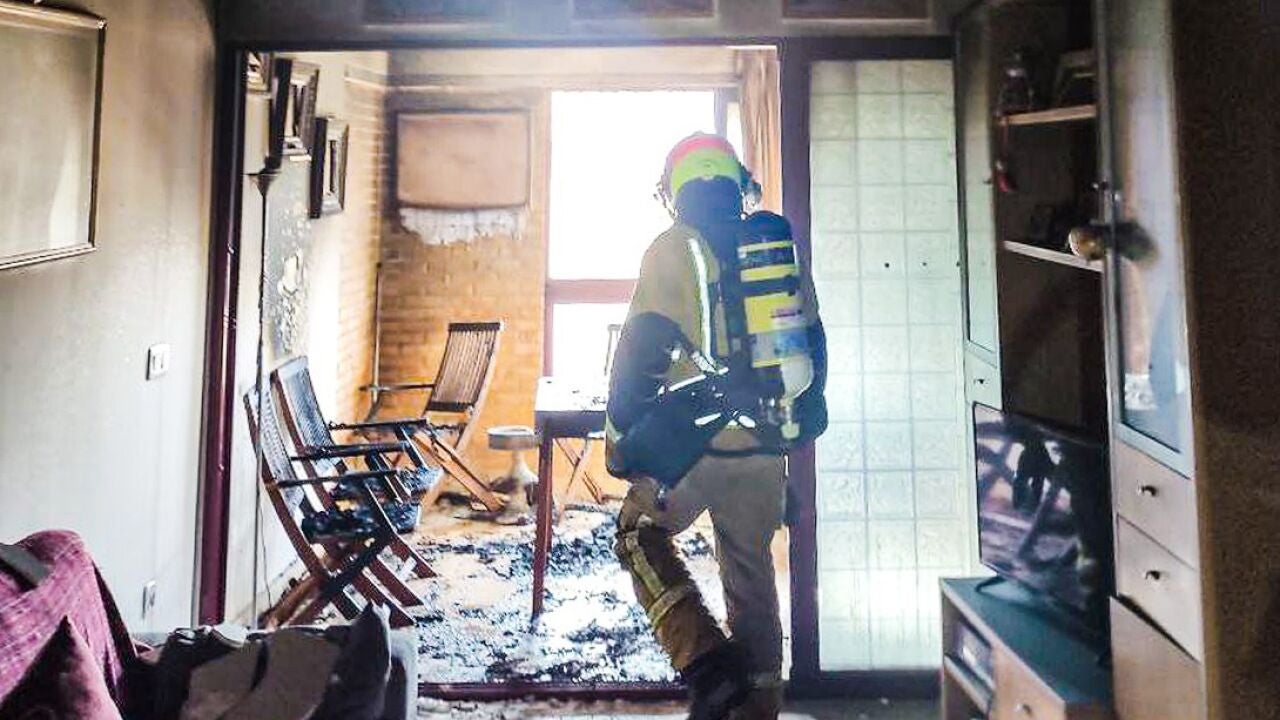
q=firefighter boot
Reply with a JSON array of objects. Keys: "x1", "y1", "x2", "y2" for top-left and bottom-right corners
[{"x1": 684, "y1": 641, "x2": 752, "y2": 720}]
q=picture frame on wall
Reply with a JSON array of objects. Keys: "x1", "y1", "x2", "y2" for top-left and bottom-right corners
[
  {"x1": 365, "y1": 0, "x2": 507, "y2": 23},
  {"x1": 245, "y1": 51, "x2": 274, "y2": 95},
  {"x1": 396, "y1": 111, "x2": 530, "y2": 210},
  {"x1": 0, "y1": 3, "x2": 105, "y2": 271},
  {"x1": 572, "y1": 0, "x2": 714, "y2": 18},
  {"x1": 310, "y1": 117, "x2": 349, "y2": 219},
  {"x1": 782, "y1": 0, "x2": 928, "y2": 20},
  {"x1": 269, "y1": 58, "x2": 320, "y2": 160}
]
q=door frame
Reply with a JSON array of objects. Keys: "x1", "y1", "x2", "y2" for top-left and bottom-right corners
[{"x1": 198, "y1": 33, "x2": 950, "y2": 699}]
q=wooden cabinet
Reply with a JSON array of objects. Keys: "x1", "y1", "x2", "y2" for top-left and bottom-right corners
[
  {"x1": 949, "y1": 0, "x2": 1280, "y2": 718},
  {"x1": 956, "y1": 2, "x2": 1000, "y2": 357},
  {"x1": 991, "y1": 648, "x2": 1069, "y2": 720},
  {"x1": 1111, "y1": 441, "x2": 1197, "y2": 567},
  {"x1": 941, "y1": 579, "x2": 1112, "y2": 720},
  {"x1": 1095, "y1": 0, "x2": 1210, "y2": 712},
  {"x1": 1113, "y1": 519, "x2": 1202, "y2": 660},
  {"x1": 1098, "y1": 0, "x2": 1194, "y2": 476},
  {"x1": 1109, "y1": 600, "x2": 1204, "y2": 720},
  {"x1": 1100, "y1": 0, "x2": 1280, "y2": 716},
  {"x1": 953, "y1": 0, "x2": 1108, "y2": 441}
]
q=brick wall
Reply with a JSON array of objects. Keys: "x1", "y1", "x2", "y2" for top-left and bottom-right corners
[
  {"x1": 377, "y1": 89, "x2": 552, "y2": 483},
  {"x1": 373, "y1": 50, "x2": 747, "y2": 499},
  {"x1": 333, "y1": 76, "x2": 389, "y2": 423},
  {"x1": 228, "y1": 52, "x2": 390, "y2": 620}
]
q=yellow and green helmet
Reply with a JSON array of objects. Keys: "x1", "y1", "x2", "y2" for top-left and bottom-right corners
[{"x1": 661, "y1": 133, "x2": 748, "y2": 202}]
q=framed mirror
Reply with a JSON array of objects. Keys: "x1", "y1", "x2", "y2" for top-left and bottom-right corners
[
  {"x1": 310, "y1": 117, "x2": 349, "y2": 218},
  {"x1": 270, "y1": 58, "x2": 320, "y2": 161},
  {"x1": 0, "y1": 3, "x2": 105, "y2": 271}
]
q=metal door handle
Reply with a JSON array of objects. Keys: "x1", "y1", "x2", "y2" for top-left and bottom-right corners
[
  {"x1": 1137, "y1": 484, "x2": 1159, "y2": 498},
  {"x1": 1015, "y1": 702, "x2": 1034, "y2": 716},
  {"x1": 1145, "y1": 570, "x2": 1163, "y2": 582}
]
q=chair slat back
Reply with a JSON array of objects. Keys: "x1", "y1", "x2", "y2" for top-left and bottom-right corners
[
  {"x1": 272, "y1": 357, "x2": 342, "y2": 476},
  {"x1": 604, "y1": 323, "x2": 623, "y2": 378},
  {"x1": 427, "y1": 322, "x2": 503, "y2": 414},
  {"x1": 242, "y1": 388, "x2": 307, "y2": 517}
]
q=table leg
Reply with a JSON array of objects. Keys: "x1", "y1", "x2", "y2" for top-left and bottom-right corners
[{"x1": 532, "y1": 429, "x2": 554, "y2": 618}]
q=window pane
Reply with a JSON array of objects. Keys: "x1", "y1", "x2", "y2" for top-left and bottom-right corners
[
  {"x1": 549, "y1": 91, "x2": 716, "y2": 280},
  {"x1": 551, "y1": 303, "x2": 630, "y2": 380}
]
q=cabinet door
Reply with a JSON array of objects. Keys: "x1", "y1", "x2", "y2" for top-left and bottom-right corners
[
  {"x1": 1097, "y1": 0, "x2": 1193, "y2": 473},
  {"x1": 955, "y1": 4, "x2": 999, "y2": 356}
]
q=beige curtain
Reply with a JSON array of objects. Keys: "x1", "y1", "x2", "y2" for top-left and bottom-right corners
[{"x1": 735, "y1": 49, "x2": 783, "y2": 214}]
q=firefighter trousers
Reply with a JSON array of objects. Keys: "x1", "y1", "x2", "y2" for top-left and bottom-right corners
[{"x1": 614, "y1": 452, "x2": 787, "y2": 719}]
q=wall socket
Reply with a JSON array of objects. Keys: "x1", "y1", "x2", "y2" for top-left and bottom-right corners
[
  {"x1": 146, "y1": 344, "x2": 171, "y2": 380},
  {"x1": 141, "y1": 580, "x2": 158, "y2": 621}
]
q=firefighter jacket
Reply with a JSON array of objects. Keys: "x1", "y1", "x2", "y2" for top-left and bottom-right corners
[{"x1": 605, "y1": 220, "x2": 825, "y2": 471}]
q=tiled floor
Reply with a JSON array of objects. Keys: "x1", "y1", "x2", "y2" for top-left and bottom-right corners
[{"x1": 417, "y1": 697, "x2": 938, "y2": 719}]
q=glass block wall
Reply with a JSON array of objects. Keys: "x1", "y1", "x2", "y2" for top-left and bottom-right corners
[{"x1": 809, "y1": 60, "x2": 971, "y2": 670}]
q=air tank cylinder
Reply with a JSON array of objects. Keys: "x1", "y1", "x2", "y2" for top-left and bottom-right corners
[{"x1": 737, "y1": 212, "x2": 815, "y2": 441}]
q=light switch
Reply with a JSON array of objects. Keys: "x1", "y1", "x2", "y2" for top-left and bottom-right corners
[{"x1": 147, "y1": 344, "x2": 171, "y2": 380}]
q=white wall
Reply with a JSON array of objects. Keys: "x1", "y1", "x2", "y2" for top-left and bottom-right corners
[
  {"x1": 224, "y1": 51, "x2": 389, "y2": 622},
  {"x1": 0, "y1": 0, "x2": 215, "y2": 632}
]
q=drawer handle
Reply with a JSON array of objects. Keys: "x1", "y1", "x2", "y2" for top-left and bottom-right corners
[
  {"x1": 1145, "y1": 570, "x2": 1164, "y2": 582},
  {"x1": 1137, "y1": 484, "x2": 1159, "y2": 497},
  {"x1": 1015, "y1": 702, "x2": 1035, "y2": 716}
]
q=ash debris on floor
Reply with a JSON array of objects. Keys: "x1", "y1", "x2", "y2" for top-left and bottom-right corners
[
  {"x1": 415, "y1": 697, "x2": 939, "y2": 720},
  {"x1": 409, "y1": 503, "x2": 725, "y2": 685}
]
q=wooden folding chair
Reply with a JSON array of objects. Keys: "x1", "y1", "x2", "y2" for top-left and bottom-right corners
[
  {"x1": 271, "y1": 359, "x2": 437, "y2": 588},
  {"x1": 273, "y1": 357, "x2": 442, "y2": 503},
  {"x1": 339, "y1": 322, "x2": 505, "y2": 512},
  {"x1": 554, "y1": 322, "x2": 622, "y2": 506},
  {"x1": 243, "y1": 388, "x2": 429, "y2": 628}
]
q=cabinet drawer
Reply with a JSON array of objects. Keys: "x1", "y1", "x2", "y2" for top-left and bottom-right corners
[
  {"x1": 1110, "y1": 599, "x2": 1204, "y2": 720},
  {"x1": 992, "y1": 647, "x2": 1066, "y2": 720},
  {"x1": 965, "y1": 348, "x2": 1001, "y2": 409},
  {"x1": 1113, "y1": 441, "x2": 1198, "y2": 567},
  {"x1": 1115, "y1": 519, "x2": 1203, "y2": 660}
]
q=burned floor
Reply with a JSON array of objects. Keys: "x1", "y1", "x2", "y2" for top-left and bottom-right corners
[{"x1": 407, "y1": 502, "x2": 730, "y2": 685}]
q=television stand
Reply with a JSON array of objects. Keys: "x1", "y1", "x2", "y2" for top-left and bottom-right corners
[
  {"x1": 941, "y1": 578, "x2": 1112, "y2": 720},
  {"x1": 974, "y1": 574, "x2": 1008, "y2": 593}
]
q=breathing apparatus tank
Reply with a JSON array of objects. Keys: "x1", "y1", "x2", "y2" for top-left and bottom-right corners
[{"x1": 736, "y1": 212, "x2": 815, "y2": 441}]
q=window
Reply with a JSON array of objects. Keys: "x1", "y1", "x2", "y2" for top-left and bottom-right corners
[{"x1": 546, "y1": 90, "x2": 719, "y2": 376}]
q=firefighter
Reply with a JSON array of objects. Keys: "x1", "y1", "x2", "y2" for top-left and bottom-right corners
[{"x1": 607, "y1": 134, "x2": 827, "y2": 720}]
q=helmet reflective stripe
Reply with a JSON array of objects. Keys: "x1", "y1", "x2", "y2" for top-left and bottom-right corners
[
  {"x1": 685, "y1": 236, "x2": 713, "y2": 355},
  {"x1": 662, "y1": 132, "x2": 743, "y2": 199},
  {"x1": 667, "y1": 147, "x2": 743, "y2": 199}
]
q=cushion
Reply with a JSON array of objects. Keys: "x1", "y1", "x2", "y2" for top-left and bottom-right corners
[
  {"x1": 220, "y1": 630, "x2": 338, "y2": 720},
  {"x1": 301, "y1": 503, "x2": 420, "y2": 542},
  {"x1": 0, "y1": 618, "x2": 124, "y2": 720},
  {"x1": 312, "y1": 604, "x2": 391, "y2": 720},
  {"x1": 178, "y1": 641, "x2": 262, "y2": 720}
]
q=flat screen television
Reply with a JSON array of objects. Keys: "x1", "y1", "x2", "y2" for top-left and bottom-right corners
[{"x1": 973, "y1": 403, "x2": 1112, "y2": 623}]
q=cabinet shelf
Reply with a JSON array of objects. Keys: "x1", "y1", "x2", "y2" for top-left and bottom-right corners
[
  {"x1": 943, "y1": 654, "x2": 993, "y2": 711},
  {"x1": 1002, "y1": 240, "x2": 1103, "y2": 273},
  {"x1": 1000, "y1": 104, "x2": 1097, "y2": 127}
]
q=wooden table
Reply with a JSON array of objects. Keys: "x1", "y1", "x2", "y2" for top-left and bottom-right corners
[{"x1": 531, "y1": 377, "x2": 607, "y2": 618}]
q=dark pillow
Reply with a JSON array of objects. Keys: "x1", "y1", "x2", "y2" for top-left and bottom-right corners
[
  {"x1": 0, "y1": 619, "x2": 124, "y2": 720},
  {"x1": 312, "y1": 604, "x2": 391, "y2": 720}
]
